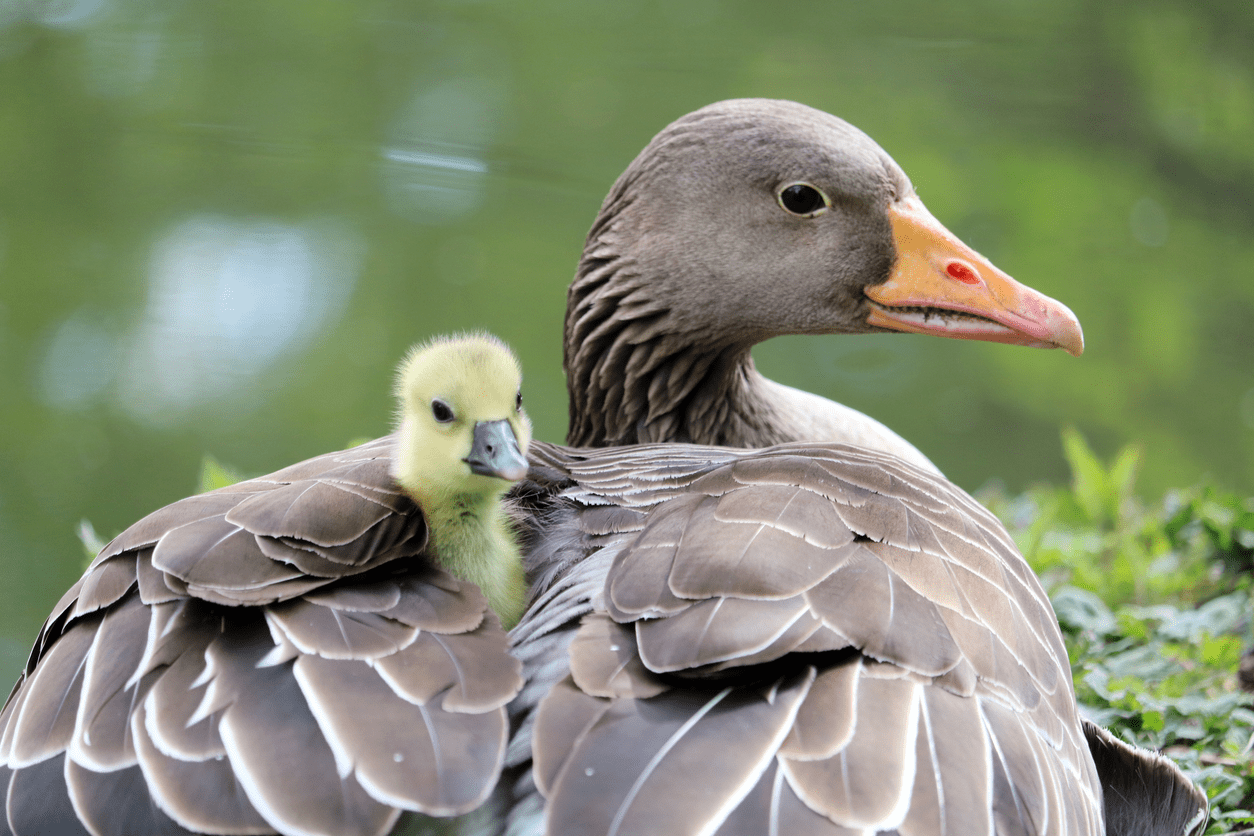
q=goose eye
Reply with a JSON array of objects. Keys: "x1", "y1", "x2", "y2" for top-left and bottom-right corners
[
  {"x1": 431, "y1": 399, "x2": 454, "y2": 423},
  {"x1": 515, "y1": 391, "x2": 523, "y2": 411},
  {"x1": 778, "y1": 183, "x2": 829, "y2": 217}
]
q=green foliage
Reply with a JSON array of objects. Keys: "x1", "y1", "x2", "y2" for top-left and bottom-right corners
[
  {"x1": 983, "y1": 430, "x2": 1254, "y2": 833},
  {"x1": 75, "y1": 519, "x2": 106, "y2": 564},
  {"x1": 197, "y1": 455, "x2": 249, "y2": 494}
]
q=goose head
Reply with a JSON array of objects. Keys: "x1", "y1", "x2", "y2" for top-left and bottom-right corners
[
  {"x1": 392, "y1": 333, "x2": 532, "y2": 511},
  {"x1": 574, "y1": 97, "x2": 1081, "y2": 353},
  {"x1": 565, "y1": 98, "x2": 1083, "y2": 448}
]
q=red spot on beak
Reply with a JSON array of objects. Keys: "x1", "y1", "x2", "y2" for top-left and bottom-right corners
[{"x1": 946, "y1": 261, "x2": 980, "y2": 285}]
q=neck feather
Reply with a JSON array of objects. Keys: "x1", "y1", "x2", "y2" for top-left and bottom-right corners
[
  {"x1": 564, "y1": 253, "x2": 941, "y2": 472},
  {"x1": 421, "y1": 489, "x2": 526, "y2": 629},
  {"x1": 565, "y1": 255, "x2": 791, "y2": 447}
]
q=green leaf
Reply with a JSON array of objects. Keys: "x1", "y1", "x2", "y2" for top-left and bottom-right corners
[
  {"x1": 1108, "y1": 443, "x2": 1143, "y2": 523},
  {"x1": 1200, "y1": 634, "x2": 1242, "y2": 668},
  {"x1": 1061, "y1": 426, "x2": 1108, "y2": 523},
  {"x1": 1053, "y1": 586, "x2": 1117, "y2": 634},
  {"x1": 77, "y1": 518, "x2": 107, "y2": 564},
  {"x1": 198, "y1": 454, "x2": 247, "y2": 494}
]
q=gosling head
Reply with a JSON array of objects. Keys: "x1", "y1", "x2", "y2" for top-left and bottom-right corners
[{"x1": 392, "y1": 333, "x2": 532, "y2": 510}]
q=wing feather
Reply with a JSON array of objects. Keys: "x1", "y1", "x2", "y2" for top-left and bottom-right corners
[
  {"x1": 209, "y1": 622, "x2": 398, "y2": 836},
  {"x1": 538, "y1": 668, "x2": 814, "y2": 836},
  {"x1": 65, "y1": 758, "x2": 199, "y2": 836},
  {"x1": 372, "y1": 617, "x2": 522, "y2": 713},
  {"x1": 3, "y1": 433, "x2": 519, "y2": 835},
  {"x1": 8, "y1": 620, "x2": 95, "y2": 767},
  {"x1": 520, "y1": 441, "x2": 1116, "y2": 836},
  {"x1": 294, "y1": 654, "x2": 505, "y2": 815},
  {"x1": 6, "y1": 754, "x2": 92, "y2": 836},
  {"x1": 69, "y1": 595, "x2": 152, "y2": 771},
  {"x1": 131, "y1": 702, "x2": 271, "y2": 835}
]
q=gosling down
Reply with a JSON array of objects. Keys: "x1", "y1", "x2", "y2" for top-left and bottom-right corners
[{"x1": 0, "y1": 334, "x2": 531, "y2": 836}]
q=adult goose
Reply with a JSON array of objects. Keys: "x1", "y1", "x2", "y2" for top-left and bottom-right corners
[
  {"x1": 503, "y1": 99, "x2": 1206, "y2": 836},
  {"x1": 0, "y1": 335, "x2": 532, "y2": 836}
]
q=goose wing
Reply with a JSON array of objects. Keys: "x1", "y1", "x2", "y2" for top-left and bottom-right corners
[
  {"x1": 0, "y1": 436, "x2": 522, "y2": 836},
  {"x1": 519, "y1": 440, "x2": 1105, "y2": 836}
]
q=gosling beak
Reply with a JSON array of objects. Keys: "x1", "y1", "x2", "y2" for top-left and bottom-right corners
[
  {"x1": 465, "y1": 420, "x2": 529, "y2": 482},
  {"x1": 865, "y1": 196, "x2": 1084, "y2": 356}
]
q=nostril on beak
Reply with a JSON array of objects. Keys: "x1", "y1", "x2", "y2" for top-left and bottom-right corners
[{"x1": 946, "y1": 261, "x2": 980, "y2": 285}]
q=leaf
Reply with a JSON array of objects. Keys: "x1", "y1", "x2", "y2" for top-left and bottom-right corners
[
  {"x1": 78, "y1": 518, "x2": 108, "y2": 560},
  {"x1": 1108, "y1": 443, "x2": 1143, "y2": 523},
  {"x1": 1061, "y1": 426, "x2": 1108, "y2": 523},
  {"x1": 198, "y1": 454, "x2": 248, "y2": 494},
  {"x1": 1052, "y1": 586, "x2": 1117, "y2": 635}
]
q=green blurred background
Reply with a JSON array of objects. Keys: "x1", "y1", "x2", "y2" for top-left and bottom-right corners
[{"x1": 1, "y1": 0, "x2": 1252, "y2": 682}]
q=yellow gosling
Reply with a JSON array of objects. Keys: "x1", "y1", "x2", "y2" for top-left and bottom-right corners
[{"x1": 392, "y1": 333, "x2": 532, "y2": 628}]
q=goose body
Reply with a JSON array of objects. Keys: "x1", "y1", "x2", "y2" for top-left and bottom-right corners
[
  {"x1": 0, "y1": 335, "x2": 531, "y2": 836},
  {"x1": 511, "y1": 441, "x2": 1104, "y2": 835},
  {"x1": 506, "y1": 441, "x2": 1210, "y2": 836}
]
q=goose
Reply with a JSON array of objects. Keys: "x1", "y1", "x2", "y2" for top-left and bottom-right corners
[
  {"x1": 501, "y1": 98, "x2": 1206, "y2": 836},
  {"x1": 0, "y1": 334, "x2": 531, "y2": 836}
]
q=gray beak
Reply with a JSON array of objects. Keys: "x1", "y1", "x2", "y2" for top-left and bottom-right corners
[{"x1": 464, "y1": 419, "x2": 528, "y2": 482}]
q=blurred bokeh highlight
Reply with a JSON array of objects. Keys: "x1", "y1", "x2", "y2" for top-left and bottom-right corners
[{"x1": 1, "y1": 0, "x2": 1252, "y2": 680}]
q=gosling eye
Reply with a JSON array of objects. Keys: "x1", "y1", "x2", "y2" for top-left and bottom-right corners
[
  {"x1": 431, "y1": 399, "x2": 455, "y2": 424},
  {"x1": 777, "y1": 183, "x2": 830, "y2": 218},
  {"x1": 515, "y1": 391, "x2": 523, "y2": 412}
]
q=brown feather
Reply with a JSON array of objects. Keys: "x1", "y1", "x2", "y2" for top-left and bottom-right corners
[
  {"x1": 72, "y1": 554, "x2": 139, "y2": 619},
  {"x1": 372, "y1": 616, "x2": 522, "y2": 713},
  {"x1": 568, "y1": 614, "x2": 668, "y2": 700},
  {"x1": 530, "y1": 676, "x2": 614, "y2": 799},
  {"x1": 6, "y1": 755, "x2": 93, "y2": 836},
  {"x1": 516, "y1": 441, "x2": 1111, "y2": 835},
  {"x1": 136, "y1": 549, "x2": 184, "y2": 606},
  {"x1": 151, "y1": 515, "x2": 304, "y2": 590},
  {"x1": 777, "y1": 661, "x2": 860, "y2": 761},
  {"x1": 65, "y1": 758, "x2": 200, "y2": 836},
  {"x1": 634, "y1": 595, "x2": 812, "y2": 672},
  {"x1": 538, "y1": 668, "x2": 815, "y2": 836},
  {"x1": 783, "y1": 671, "x2": 921, "y2": 829},
  {"x1": 69, "y1": 595, "x2": 152, "y2": 771},
  {"x1": 302, "y1": 579, "x2": 403, "y2": 613},
  {"x1": 209, "y1": 623, "x2": 399, "y2": 836},
  {"x1": 99, "y1": 493, "x2": 255, "y2": 562},
  {"x1": 8, "y1": 620, "x2": 96, "y2": 767},
  {"x1": 379, "y1": 570, "x2": 487, "y2": 634},
  {"x1": 2, "y1": 433, "x2": 522, "y2": 836},
  {"x1": 293, "y1": 654, "x2": 506, "y2": 815},
  {"x1": 131, "y1": 702, "x2": 273, "y2": 835},
  {"x1": 225, "y1": 479, "x2": 400, "y2": 551},
  {"x1": 264, "y1": 599, "x2": 420, "y2": 661}
]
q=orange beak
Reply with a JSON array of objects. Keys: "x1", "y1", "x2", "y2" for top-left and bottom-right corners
[{"x1": 865, "y1": 197, "x2": 1084, "y2": 356}]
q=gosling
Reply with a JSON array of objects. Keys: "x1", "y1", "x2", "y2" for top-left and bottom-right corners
[{"x1": 392, "y1": 332, "x2": 532, "y2": 628}]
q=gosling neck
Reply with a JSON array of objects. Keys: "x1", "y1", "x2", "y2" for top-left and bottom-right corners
[{"x1": 417, "y1": 484, "x2": 526, "y2": 630}]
